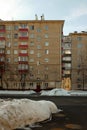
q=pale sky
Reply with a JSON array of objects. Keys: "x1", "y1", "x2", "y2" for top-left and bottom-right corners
[{"x1": 0, "y1": 0, "x2": 87, "y2": 35}]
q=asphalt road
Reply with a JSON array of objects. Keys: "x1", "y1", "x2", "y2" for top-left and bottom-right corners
[{"x1": 1, "y1": 95, "x2": 87, "y2": 130}]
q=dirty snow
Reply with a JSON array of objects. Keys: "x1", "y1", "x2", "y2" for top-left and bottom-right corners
[
  {"x1": 0, "y1": 99, "x2": 60, "y2": 130},
  {"x1": 40, "y1": 88, "x2": 70, "y2": 96}
]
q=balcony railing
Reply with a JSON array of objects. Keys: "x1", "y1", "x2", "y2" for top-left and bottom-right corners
[
  {"x1": 19, "y1": 53, "x2": 28, "y2": 56},
  {"x1": 19, "y1": 37, "x2": 29, "y2": 40},
  {"x1": 19, "y1": 45, "x2": 28, "y2": 48},
  {"x1": 0, "y1": 37, "x2": 5, "y2": 40},
  {"x1": 18, "y1": 70, "x2": 28, "y2": 73},
  {"x1": 0, "y1": 29, "x2": 6, "y2": 32},
  {"x1": 18, "y1": 61, "x2": 28, "y2": 64},
  {"x1": 19, "y1": 28, "x2": 28, "y2": 31}
]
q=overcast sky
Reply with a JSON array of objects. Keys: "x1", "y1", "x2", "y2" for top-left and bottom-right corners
[{"x1": 0, "y1": 0, "x2": 87, "y2": 35}]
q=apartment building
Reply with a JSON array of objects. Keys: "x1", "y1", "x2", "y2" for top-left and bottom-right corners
[
  {"x1": 0, "y1": 18, "x2": 64, "y2": 90},
  {"x1": 70, "y1": 31, "x2": 87, "y2": 90}
]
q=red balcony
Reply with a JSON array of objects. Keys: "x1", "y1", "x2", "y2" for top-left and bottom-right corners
[
  {"x1": 19, "y1": 45, "x2": 28, "y2": 48},
  {"x1": 0, "y1": 53, "x2": 5, "y2": 56},
  {"x1": 18, "y1": 70, "x2": 28, "y2": 73},
  {"x1": 18, "y1": 61, "x2": 28, "y2": 64},
  {"x1": 0, "y1": 61, "x2": 5, "y2": 65},
  {"x1": 0, "y1": 29, "x2": 6, "y2": 32},
  {"x1": 0, "y1": 37, "x2": 5, "y2": 40},
  {"x1": 19, "y1": 53, "x2": 28, "y2": 56},
  {"x1": 19, "y1": 28, "x2": 28, "y2": 31},
  {"x1": 19, "y1": 37, "x2": 29, "y2": 40}
]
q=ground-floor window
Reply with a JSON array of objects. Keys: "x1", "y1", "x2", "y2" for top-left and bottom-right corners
[{"x1": 45, "y1": 83, "x2": 48, "y2": 88}]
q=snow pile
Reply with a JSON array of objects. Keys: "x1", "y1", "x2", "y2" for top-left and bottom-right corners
[
  {"x1": 0, "y1": 90, "x2": 36, "y2": 95},
  {"x1": 40, "y1": 88, "x2": 70, "y2": 96},
  {"x1": 0, "y1": 99, "x2": 60, "y2": 130},
  {"x1": 69, "y1": 90, "x2": 87, "y2": 96}
]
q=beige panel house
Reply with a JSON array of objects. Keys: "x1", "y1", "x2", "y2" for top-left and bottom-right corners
[{"x1": 0, "y1": 18, "x2": 64, "y2": 90}]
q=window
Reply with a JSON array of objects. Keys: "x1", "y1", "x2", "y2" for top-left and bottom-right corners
[
  {"x1": 45, "y1": 83, "x2": 48, "y2": 87},
  {"x1": 30, "y1": 41, "x2": 34, "y2": 46},
  {"x1": 21, "y1": 50, "x2": 27, "y2": 53},
  {"x1": 21, "y1": 42, "x2": 27, "y2": 45},
  {"x1": 77, "y1": 43, "x2": 82, "y2": 48},
  {"x1": 14, "y1": 25, "x2": 18, "y2": 30},
  {"x1": 6, "y1": 42, "x2": 11, "y2": 47},
  {"x1": 77, "y1": 37, "x2": 82, "y2": 41},
  {"x1": 30, "y1": 50, "x2": 34, "y2": 54},
  {"x1": 20, "y1": 24, "x2": 27, "y2": 28},
  {"x1": 29, "y1": 58, "x2": 34, "y2": 62},
  {"x1": 37, "y1": 28, "x2": 41, "y2": 32},
  {"x1": 37, "y1": 36, "x2": 41, "y2": 41},
  {"x1": 18, "y1": 56, "x2": 28, "y2": 61},
  {"x1": 14, "y1": 42, "x2": 18, "y2": 46},
  {"x1": 30, "y1": 34, "x2": 34, "y2": 38},
  {"x1": 44, "y1": 25, "x2": 48, "y2": 30},
  {"x1": 0, "y1": 41, "x2": 5, "y2": 46},
  {"x1": 6, "y1": 58, "x2": 10, "y2": 62},
  {"x1": 14, "y1": 33, "x2": 18, "y2": 39},
  {"x1": 44, "y1": 74, "x2": 48, "y2": 79},
  {"x1": 0, "y1": 33, "x2": 4, "y2": 37},
  {"x1": 19, "y1": 32, "x2": 28, "y2": 37},
  {"x1": 6, "y1": 26, "x2": 12, "y2": 30},
  {"x1": 0, "y1": 25, "x2": 5, "y2": 30},
  {"x1": 29, "y1": 25, "x2": 34, "y2": 30},
  {"x1": 0, "y1": 57, "x2": 4, "y2": 61},
  {"x1": 14, "y1": 58, "x2": 18, "y2": 62},
  {"x1": 30, "y1": 83, "x2": 33, "y2": 87},
  {"x1": 7, "y1": 34, "x2": 11, "y2": 38},
  {"x1": 45, "y1": 49, "x2": 49, "y2": 54},
  {"x1": 45, "y1": 66, "x2": 48, "y2": 70},
  {"x1": 64, "y1": 50, "x2": 71, "y2": 54},
  {"x1": 44, "y1": 58, "x2": 49, "y2": 62},
  {"x1": 45, "y1": 34, "x2": 48, "y2": 38},
  {"x1": 14, "y1": 50, "x2": 18, "y2": 54},
  {"x1": 37, "y1": 45, "x2": 41, "y2": 49},
  {"x1": 37, "y1": 53, "x2": 41, "y2": 57},
  {"x1": 7, "y1": 50, "x2": 10, "y2": 54},
  {"x1": 45, "y1": 42, "x2": 49, "y2": 46},
  {"x1": 29, "y1": 66, "x2": 33, "y2": 71},
  {"x1": 18, "y1": 64, "x2": 28, "y2": 70}
]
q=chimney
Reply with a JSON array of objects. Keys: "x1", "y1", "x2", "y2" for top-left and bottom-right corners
[
  {"x1": 35, "y1": 14, "x2": 38, "y2": 20},
  {"x1": 41, "y1": 14, "x2": 45, "y2": 20}
]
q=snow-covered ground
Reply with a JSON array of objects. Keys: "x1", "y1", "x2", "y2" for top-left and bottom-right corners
[
  {"x1": 0, "y1": 99, "x2": 61, "y2": 130},
  {"x1": 40, "y1": 89, "x2": 87, "y2": 96},
  {"x1": 0, "y1": 88, "x2": 87, "y2": 96}
]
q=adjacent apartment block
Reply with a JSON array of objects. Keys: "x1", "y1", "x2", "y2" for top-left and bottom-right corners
[
  {"x1": 0, "y1": 18, "x2": 64, "y2": 90},
  {"x1": 70, "y1": 31, "x2": 87, "y2": 90}
]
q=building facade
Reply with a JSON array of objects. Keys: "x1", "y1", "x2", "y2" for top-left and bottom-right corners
[
  {"x1": 0, "y1": 19, "x2": 64, "y2": 90},
  {"x1": 70, "y1": 31, "x2": 87, "y2": 90}
]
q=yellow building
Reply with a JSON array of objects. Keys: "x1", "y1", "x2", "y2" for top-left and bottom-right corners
[{"x1": 0, "y1": 18, "x2": 64, "y2": 90}]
